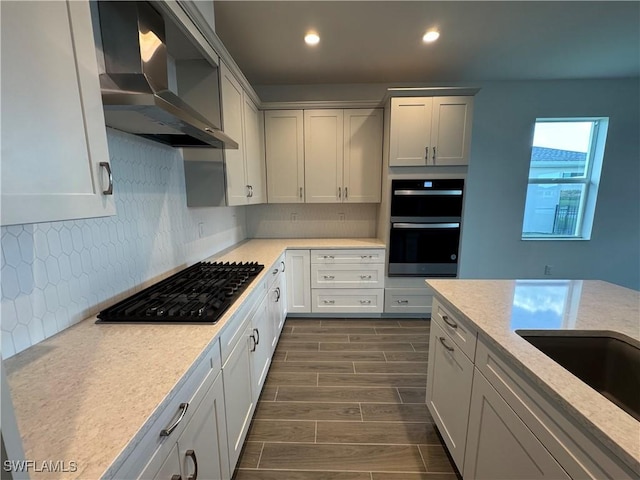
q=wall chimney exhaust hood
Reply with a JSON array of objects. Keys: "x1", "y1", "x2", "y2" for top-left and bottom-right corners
[{"x1": 97, "y1": 1, "x2": 237, "y2": 149}]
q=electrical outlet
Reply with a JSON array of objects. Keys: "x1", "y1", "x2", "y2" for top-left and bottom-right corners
[
  {"x1": 198, "y1": 222, "x2": 205, "y2": 238},
  {"x1": 338, "y1": 213, "x2": 345, "y2": 221},
  {"x1": 544, "y1": 265, "x2": 553, "y2": 276},
  {"x1": 290, "y1": 213, "x2": 298, "y2": 222}
]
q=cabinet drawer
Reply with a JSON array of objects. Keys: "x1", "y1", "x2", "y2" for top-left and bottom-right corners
[
  {"x1": 311, "y1": 249, "x2": 385, "y2": 264},
  {"x1": 220, "y1": 293, "x2": 260, "y2": 364},
  {"x1": 312, "y1": 288, "x2": 384, "y2": 313},
  {"x1": 266, "y1": 254, "x2": 286, "y2": 289},
  {"x1": 384, "y1": 288, "x2": 433, "y2": 314},
  {"x1": 431, "y1": 298, "x2": 477, "y2": 362},
  {"x1": 111, "y1": 342, "x2": 220, "y2": 479},
  {"x1": 311, "y1": 263, "x2": 384, "y2": 289}
]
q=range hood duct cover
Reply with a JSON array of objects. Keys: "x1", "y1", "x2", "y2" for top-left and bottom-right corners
[{"x1": 97, "y1": 1, "x2": 237, "y2": 149}]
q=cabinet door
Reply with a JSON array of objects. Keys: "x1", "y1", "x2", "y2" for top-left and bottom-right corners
[
  {"x1": 265, "y1": 110, "x2": 305, "y2": 203},
  {"x1": 304, "y1": 110, "x2": 344, "y2": 203},
  {"x1": 250, "y1": 295, "x2": 273, "y2": 402},
  {"x1": 220, "y1": 62, "x2": 247, "y2": 206},
  {"x1": 285, "y1": 250, "x2": 311, "y2": 313},
  {"x1": 464, "y1": 371, "x2": 570, "y2": 480},
  {"x1": 426, "y1": 321, "x2": 473, "y2": 471},
  {"x1": 431, "y1": 97, "x2": 473, "y2": 166},
  {"x1": 243, "y1": 96, "x2": 266, "y2": 204},
  {"x1": 1, "y1": 0, "x2": 115, "y2": 226},
  {"x1": 223, "y1": 324, "x2": 254, "y2": 470},
  {"x1": 389, "y1": 97, "x2": 432, "y2": 166},
  {"x1": 176, "y1": 373, "x2": 231, "y2": 480},
  {"x1": 343, "y1": 109, "x2": 383, "y2": 203},
  {"x1": 147, "y1": 444, "x2": 181, "y2": 480}
]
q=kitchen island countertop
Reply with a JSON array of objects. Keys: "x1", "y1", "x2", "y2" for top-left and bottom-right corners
[
  {"x1": 426, "y1": 279, "x2": 640, "y2": 473},
  {"x1": 3, "y1": 238, "x2": 384, "y2": 480}
]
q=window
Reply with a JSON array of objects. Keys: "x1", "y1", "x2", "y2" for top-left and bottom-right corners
[{"x1": 522, "y1": 118, "x2": 608, "y2": 240}]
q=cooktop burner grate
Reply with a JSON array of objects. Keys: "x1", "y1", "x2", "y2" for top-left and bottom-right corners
[{"x1": 97, "y1": 261, "x2": 264, "y2": 323}]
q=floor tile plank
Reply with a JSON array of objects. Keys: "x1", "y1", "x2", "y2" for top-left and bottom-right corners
[
  {"x1": 285, "y1": 351, "x2": 386, "y2": 362},
  {"x1": 269, "y1": 361, "x2": 355, "y2": 374},
  {"x1": 349, "y1": 334, "x2": 430, "y2": 343},
  {"x1": 354, "y1": 362, "x2": 428, "y2": 374},
  {"x1": 318, "y1": 373, "x2": 427, "y2": 388},
  {"x1": 246, "y1": 420, "x2": 316, "y2": 443},
  {"x1": 276, "y1": 386, "x2": 401, "y2": 403},
  {"x1": 237, "y1": 442, "x2": 263, "y2": 469},
  {"x1": 255, "y1": 402, "x2": 362, "y2": 421},
  {"x1": 316, "y1": 421, "x2": 440, "y2": 444},
  {"x1": 235, "y1": 471, "x2": 371, "y2": 480},
  {"x1": 320, "y1": 342, "x2": 414, "y2": 352},
  {"x1": 385, "y1": 351, "x2": 429, "y2": 362},
  {"x1": 264, "y1": 372, "x2": 318, "y2": 387},
  {"x1": 360, "y1": 403, "x2": 433, "y2": 422},
  {"x1": 419, "y1": 445, "x2": 458, "y2": 473},
  {"x1": 291, "y1": 326, "x2": 377, "y2": 334},
  {"x1": 257, "y1": 443, "x2": 427, "y2": 472},
  {"x1": 398, "y1": 387, "x2": 427, "y2": 404}
]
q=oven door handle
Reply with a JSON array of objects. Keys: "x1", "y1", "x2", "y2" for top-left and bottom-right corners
[
  {"x1": 393, "y1": 189, "x2": 462, "y2": 196},
  {"x1": 392, "y1": 223, "x2": 460, "y2": 229}
]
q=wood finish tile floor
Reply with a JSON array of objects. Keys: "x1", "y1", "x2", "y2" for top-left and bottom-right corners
[{"x1": 232, "y1": 318, "x2": 462, "y2": 480}]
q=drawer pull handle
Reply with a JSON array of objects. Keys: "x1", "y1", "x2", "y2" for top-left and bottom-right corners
[
  {"x1": 442, "y1": 315, "x2": 458, "y2": 329},
  {"x1": 361, "y1": 255, "x2": 373, "y2": 259},
  {"x1": 272, "y1": 268, "x2": 279, "y2": 275},
  {"x1": 160, "y1": 402, "x2": 189, "y2": 436},
  {"x1": 275, "y1": 287, "x2": 281, "y2": 302},
  {"x1": 186, "y1": 449, "x2": 198, "y2": 480},
  {"x1": 360, "y1": 275, "x2": 372, "y2": 279},
  {"x1": 281, "y1": 260, "x2": 286, "y2": 272},
  {"x1": 396, "y1": 299, "x2": 409, "y2": 304},
  {"x1": 323, "y1": 255, "x2": 335, "y2": 259},
  {"x1": 439, "y1": 336, "x2": 455, "y2": 352},
  {"x1": 171, "y1": 475, "x2": 182, "y2": 480},
  {"x1": 250, "y1": 333, "x2": 257, "y2": 352},
  {"x1": 323, "y1": 300, "x2": 335, "y2": 304},
  {"x1": 253, "y1": 328, "x2": 260, "y2": 345},
  {"x1": 323, "y1": 275, "x2": 335, "y2": 280},
  {"x1": 360, "y1": 299, "x2": 372, "y2": 304}
]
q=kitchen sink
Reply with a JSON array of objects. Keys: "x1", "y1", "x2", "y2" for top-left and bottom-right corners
[{"x1": 516, "y1": 331, "x2": 640, "y2": 421}]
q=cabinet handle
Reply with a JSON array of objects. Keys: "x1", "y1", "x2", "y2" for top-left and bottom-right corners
[
  {"x1": 345, "y1": 187, "x2": 348, "y2": 199},
  {"x1": 250, "y1": 333, "x2": 257, "y2": 352},
  {"x1": 396, "y1": 299, "x2": 409, "y2": 304},
  {"x1": 272, "y1": 268, "x2": 279, "y2": 275},
  {"x1": 432, "y1": 146, "x2": 436, "y2": 162},
  {"x1": 439, "y1": 336, "x2": 455, "y2": 352},
  {"x1": 249, "y1": 185, "x2": 254, "y2": 197},
  {"x1": 361, "y1": 255, "x2": 373, "y2": 259},
  {"x1": 275, "y1": 287, "x2": 281, "y2": 302},
  {"x1": 338, "y1": 187, "x2": 342, "y2": 199},
  {"x1": 323, "y1": 275, "x2": 335, "y2": 280},
  {"x1": 170, "y1": 475, "x2": 182, "y2": 480},
  {"x1": 280, "y1": 260, "x2": 286, "y2": 272},
  {"x1": 442, "y1": 315, "x2": 458, "y2": 329},
  {"x1": 186, "y1": 450, "x2": 198, "y2": 480},
  {"x1": 424, "y1": 147, "x2": 429, "y2": 160},
  {"x1": 99, "y1": 162, "x2": 113, "y2": 195},
  {"x1": 160, "y1": 402, "x2": 189, "y2": 436},
  {"x1": 254, "y1": 328, "x2": 260, "y2": 345},
  {"x1": 300, "y1": 187, "x2": 303, "y2": 199},
  {"x1": 323, "y1": 255, "x2": 335, "y2": 259},
  {"x1": 359, "y1": 299, "x2": 372, "y2": 304},
  {"x1": 323, "y1": 299, "x2": 335, "y2": 304}
]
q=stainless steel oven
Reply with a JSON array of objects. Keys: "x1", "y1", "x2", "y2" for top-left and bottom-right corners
[{"x1": 388, "y1": 179, "x2": 464, "y2": 276}]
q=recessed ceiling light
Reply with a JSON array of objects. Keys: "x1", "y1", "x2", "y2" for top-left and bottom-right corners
[
  {"x1": 422, "y1": 30, "x2": 440, "y2": 43},
  {"x1": 305, "y1": 32, "x2": 320, "y2": 46}
]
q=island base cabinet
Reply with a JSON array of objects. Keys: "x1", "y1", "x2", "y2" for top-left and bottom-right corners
[
  {"x1": 426, "y1": 320, "x2": 473, "y2": 471},
  {"x1": 463, "y1": 370, "x2": 570, "y2": 480}
]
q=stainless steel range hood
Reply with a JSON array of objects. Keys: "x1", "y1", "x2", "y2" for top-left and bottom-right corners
[{"x1": 97, "y1": 1, "x2": 237, "y2": 149}]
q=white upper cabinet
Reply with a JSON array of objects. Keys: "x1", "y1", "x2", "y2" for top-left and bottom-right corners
[
  {"x1": 304, "y1": 109, "x2": 383, "y2": 203},
  {"x1": 1, "y1": 0, "x2": 115, "y2": 226},
  {"x1": 304, "y1": 110, "x2": 344, "y2": 203},
  {"x1": 343, "y1": 109, "x2": 383, "y2": 203},
  {"x1": 389, "y1": 96, "x2": 473, "y2": 167},
  {"x1": 220, "y1": 62, "x2": 265, "y2": 206},
  {"x1": 264, "y1": 110, "x2": 305, "y2": 203}
]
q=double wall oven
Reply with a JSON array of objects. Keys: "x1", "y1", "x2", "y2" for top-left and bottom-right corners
[{"x1": 388, "y1": 179, "x2": 464, "y2": 277}]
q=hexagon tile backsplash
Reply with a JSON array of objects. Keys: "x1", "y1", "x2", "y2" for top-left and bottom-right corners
[{"x1": 1, "y1": 129, "x2": 246, "y2": 358}]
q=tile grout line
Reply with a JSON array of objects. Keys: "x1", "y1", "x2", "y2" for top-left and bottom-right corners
[
  {"x1": 417, "y1": 441, "x2": 429, "y2": 473},
  {"x1": 255, "y1": 441, "x2": 265, "y2": 469}
]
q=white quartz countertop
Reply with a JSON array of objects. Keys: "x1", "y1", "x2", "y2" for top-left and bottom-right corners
[
  {"x1": 3, "y1": 238, "x2": 384, "y2": 479},
  {"x1": 425, "y1": 279, "x2": 640, "y2": 472}
]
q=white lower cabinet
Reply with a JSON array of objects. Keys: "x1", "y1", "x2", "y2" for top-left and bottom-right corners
[
  {"x1": 384, "y1": 287, "x2": 433, "y2": 315},
  {"x1": 222, "y1": 321, "x2": 254, "y2": 471},
  {"x1": 250, "y1": 294, "x2": 273, "y2": 401},
  {"x1": 285, "y1": 250, "x2": 312, "y2": 313},
  {"x1": 426, "y1": 320, "x2": 474, "y2": 471},
  {"x1": 464, "y1": 371, "x2": 569, "y2": 479},
  {"x1": 312, "y1": 288, "x2": 384, "y2": 313}
]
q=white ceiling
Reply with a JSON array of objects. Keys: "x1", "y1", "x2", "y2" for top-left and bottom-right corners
[{"x1": 213, "y1": 1, "x2": 640, "y2": 86}]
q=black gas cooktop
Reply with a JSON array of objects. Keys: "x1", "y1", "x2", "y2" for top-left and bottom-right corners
[{"x1": 97, "y1": 261, "x2": 264, "y2": 323}]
